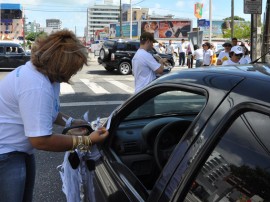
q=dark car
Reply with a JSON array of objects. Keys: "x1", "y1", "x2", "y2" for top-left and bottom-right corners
[
  {"x1": 65, "y1": 63, "x2": 270, "y2": 202},
  {"x1": 0, "y1": 41, "x2": 30, "y2": 70},
  {"x1": 97, "y1": 39, "x2": 175, "y2": 75}
]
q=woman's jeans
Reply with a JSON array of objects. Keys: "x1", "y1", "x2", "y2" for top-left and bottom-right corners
[{"x1": 0, "y1": 152, "x2": 35, "y2": 202}]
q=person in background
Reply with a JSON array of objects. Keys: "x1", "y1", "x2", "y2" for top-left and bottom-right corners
[
  {"x1": 210, "y1": 43, "x2": 217, "y2": 65},
  {"x1": 178, "y1": 38, "x2": 188, "y2": 66},
  {"x1": 156, "y1": 42, "x2": 165, "y2": 54},
  {"x1": 186, "y1": 42, "x2": 194, "y2": 68},
  {"x1": 217, "y1": 41, "x2": 232, "y2": 65},
  {"x1": 239, "y1": 42, "x2": 251, "y2": 64},
  {"x1": 231, "y1": 37, "x2": 238, "y2": 46},
  {"x1": 222, "y1": 45, "x2": 243, "y2": 65},
  {"x1": 165, "y1": 39, "x2": 174, "y2": 55},
  {"x1": 0, "y1": 30, "x2": 109, "y2": 202},
  {"x1": 132, "y1": 32, "x2": 167, "y2": 93},
  {"x1": 193, "y1": 44, "x2": 203, "y2": 67},
  {"x1": 202, "y1": 42, "x2": 213, "y2": 66}
]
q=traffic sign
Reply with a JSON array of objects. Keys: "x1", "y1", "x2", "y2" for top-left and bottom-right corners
[
  {"x1": 244, "y1": 0, "x2": 262, "y2": 14},
  {"x1": 198, "y1": 19, "x2": 210, "y2": 27}
]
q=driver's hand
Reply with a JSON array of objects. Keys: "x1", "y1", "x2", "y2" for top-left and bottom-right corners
[
  {"x1": 89, "y1": 127, "x2": 109, "y2": 144},
  {"x1": 159, "y1": 58, "x2": 168, "y2": 65}
]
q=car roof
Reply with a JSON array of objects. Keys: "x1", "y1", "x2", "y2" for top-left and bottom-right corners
[
  {"x1": 0, "y1": 41, "x2": 22, "y2": 46},
  {"x1": 153, "y1": 63, "x2": 270, "y2": 86}
]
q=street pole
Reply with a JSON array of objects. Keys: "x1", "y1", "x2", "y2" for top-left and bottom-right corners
[
  {"x1": 263, "y1": 0, "x2": 270, "y2": 63},
  {"x1": 120, "y1": 0, "x2": 122, "y2": 38},
  {"x1": 209, "y1": 0, "x2": 212, "y2": 43},
  {"x1": 130, "y1": 0, "x2": 132, "y2": 39},
  {"x1": 231, "y1": 0, "x2": 234, "y2": 38}
]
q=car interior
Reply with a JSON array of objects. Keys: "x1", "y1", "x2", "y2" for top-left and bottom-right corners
[{"x1": 107, "y1": 87, "x2": 207, "y2": 192}]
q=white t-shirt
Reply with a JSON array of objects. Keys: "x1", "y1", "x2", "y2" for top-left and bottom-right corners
[
  {"x1": 193, "y1": 49, "x2": 203, "y2": 60},
  {"x1": 178, "y1": 41, "x2": 188, "y2": 53},
  {"x1": 132, "y1": 49, "x2": 160, "y2": 93},
  {"x1": 165, "y1": 44, "x2": 174, "y2": 54},
  {"x1": 222, "y1": 59, "x2": 239, "y2": 65},
  {"x1": 239, "y1": 55, "x2": 251, "y2": 64},
  {"x1": 203, "y1": 49, "x2": 213, "y2": 65},
  {"x1": 217, "y1": 51, "x2": 230, "y2": 64},
  {"x1": 0, "y1": 61, "x2": 60, "y2": 154}
]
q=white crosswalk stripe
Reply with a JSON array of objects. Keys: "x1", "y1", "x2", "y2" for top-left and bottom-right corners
[
  {"x1": 80, "y1": 78, "x2": 110, "y2": 94},
  {"x1": 103, "y1": 78, "x2": 134, "y2": 94},
  {"x1": 60, "y1": 78, "x2": 134, "y2": 95},
  {"x1": 60, "y1": 83, "x2": 75, "y2": 95}
]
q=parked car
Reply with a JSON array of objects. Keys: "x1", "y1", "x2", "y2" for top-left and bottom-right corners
[
  {"x1": 65, "y1": 63, "x2": 270, "y2": 201},
  {"x1": 97, "y1": 39, "x2": 175, "y2": 75},
  {"x1": 0, "y1": 41, "x2": 30, "y2": 69}
]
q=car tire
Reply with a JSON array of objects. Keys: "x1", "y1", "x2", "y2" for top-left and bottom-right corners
[
  {"x1": 99, "y1": 48, "x2": 109, "y2": 61},
  {"x1": 105, "y1": 66, "x2": 114, "y2": 72},
  {"x1": 118, "y1": 61, "x2": 131, "y2": 75}
]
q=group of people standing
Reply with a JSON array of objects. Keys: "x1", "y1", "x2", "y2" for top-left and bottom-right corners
[{"x1": 172, "y1": 37, "x2": 251, "y2": 68}]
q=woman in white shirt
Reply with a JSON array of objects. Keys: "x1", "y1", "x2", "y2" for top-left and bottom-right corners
[
  {"x1": 193, "y1": 45, "x2": 203, "y2": 67},
  {"x1": 202, "y1": 42, "x2": 213, "y2": 66}
]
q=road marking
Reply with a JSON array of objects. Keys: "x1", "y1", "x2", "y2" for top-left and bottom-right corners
[
  {"x1": 103, "y1": 78, "x2": 134, "y2": 94},
  {"x1": 60, "y1": 100, "x2": 123, "y2": 107},
  {"x1": 80, "y1": 78, "x2": 109, "y2": 94},
  {"x1": 60, "y1": 83, "x2": 75, "y2": 95}
]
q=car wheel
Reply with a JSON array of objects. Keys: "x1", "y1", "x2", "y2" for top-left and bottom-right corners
[
  {"x1": 105, "y1": 66, "x2": 114, "y2": 72},
  {"x1": 99, "y1": 48, "x2": 109, "y2": 61},
  {"x1": 118, "y1": 61, "x2": 131, "y2": 75}
]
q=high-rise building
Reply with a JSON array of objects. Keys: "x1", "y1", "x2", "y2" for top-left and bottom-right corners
[
  {"x1": 86, "y1": 4, "x2": 119, "y2": 42},
  {"x1": 46, "y1": 19, "x2": 62, "y2": 30}
]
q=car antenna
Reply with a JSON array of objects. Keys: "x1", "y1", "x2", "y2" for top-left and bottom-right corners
[{"x1": 250, "y1": 48, "x2": 270, "y2": 64}]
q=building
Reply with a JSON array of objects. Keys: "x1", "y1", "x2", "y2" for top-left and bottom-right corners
[
  {"x1": 46, "y1": 19, "x2": 62, "y2": 30},
  {"x1": 0, "y1": 3, "x2": 23, "y2": 40},
  {"x1": 86, "y1": 3, "x2": 120, "y2": 42},
  {"x1": 25, "y1": 21, "x2": 40, "y2": 34},
  {"x1": 122, "y1": 4, "x2": 149, "y2": 21}
]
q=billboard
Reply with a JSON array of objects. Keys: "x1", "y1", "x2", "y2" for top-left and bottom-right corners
[
  {"x1": 110, "y1": 22, "x2": 138, "y2": 38},
  {"x1": 141, "y1": 20, "x2": 192, "y2": 39}
]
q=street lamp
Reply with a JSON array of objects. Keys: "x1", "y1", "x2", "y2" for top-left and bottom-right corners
[{"x1": 130, "y1": 0, "x2": 132, "y2": 39}]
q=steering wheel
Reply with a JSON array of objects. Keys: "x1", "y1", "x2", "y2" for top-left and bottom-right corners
[
  {"x1": 142, "y1": 117, "x2": 183, "y2": 148},
  {"x1": 154, "y1": 120, "x2": 191, "y2": 170}
]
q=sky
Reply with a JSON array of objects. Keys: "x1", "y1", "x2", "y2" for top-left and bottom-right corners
[{"x1": 0, "y1": 0, "x2": 267, "y2": 37}]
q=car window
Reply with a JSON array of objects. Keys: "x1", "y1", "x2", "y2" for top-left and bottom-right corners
[
  {"x1": 126, "y1": 90, "x2": 206, "y2": 120},
  {"x1": 185, "y1": 111, "x2": 270, "y2": 202},
  {"x1": 116, "y1": 42, "x2": 127, "y2": 50},
  {"x1": 127, "y1": 42, "x2": 140, "y2": 51},
  {"x1": 103, "y1": 40, "x2": 115, "y2": 48},
  {"x1": 0, "y1": 46, "x2": 4, "y2": 54}
]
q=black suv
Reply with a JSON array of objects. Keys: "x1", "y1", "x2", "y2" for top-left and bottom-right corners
[
  {"x1": 0, "y1": 41, "x2": 30, "y2": 70},
  {"x1": 98, "y1": 39, "x2": 175, "y2": 75}
]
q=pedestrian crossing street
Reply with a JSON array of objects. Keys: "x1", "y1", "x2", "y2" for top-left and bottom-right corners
[{"x1": 60, "y1": 77, "x2": 134, "y2": 95}]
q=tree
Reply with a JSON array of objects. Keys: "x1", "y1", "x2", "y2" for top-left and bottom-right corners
[
  {"x1": 221, "y1": 16, "x2": 250, "y2": 40},
  {"x1": 223, "y1": 22, "x2": 251, "y2": 39},
  {"x1": 25, "y1": 31, "x2": 47, "y2": 41}
]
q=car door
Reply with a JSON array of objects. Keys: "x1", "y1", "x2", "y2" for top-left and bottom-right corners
[{"x1": 152, "y1": 79, "x2": 270, "y2": 201}]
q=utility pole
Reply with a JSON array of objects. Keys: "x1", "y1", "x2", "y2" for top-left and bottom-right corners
[
  {"x1": 130, "y1": 0, "x2": 132, "y2": 39},
  {"x1": 262, "y1": 0, "x2": 270, "y2": 63},
  {"x1": 231, "y1": 0, "x2": 234, "y2": 38},
  {"x1": 209, "y1": 0, "x2": 212, "y2": 43},
  {"x1": 22, "y1": 13, "x2": 26, "y2": 50},
  {"x1": 120, "y1": 0, "x2": 122, "y2": 38}
]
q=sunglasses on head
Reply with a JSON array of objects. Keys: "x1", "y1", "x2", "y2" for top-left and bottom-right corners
[{"x1": 234, "y1": 53, "x2": 243, "y2": 57}]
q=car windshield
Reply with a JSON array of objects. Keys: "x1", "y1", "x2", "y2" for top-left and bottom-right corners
[{"x1": 126, "y1": 90, "x2": 206, "y2": 120}]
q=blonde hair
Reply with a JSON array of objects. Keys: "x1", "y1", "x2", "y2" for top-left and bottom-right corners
[{"x1": 31, "y1": 29, "x2": 88, "y2": 83}]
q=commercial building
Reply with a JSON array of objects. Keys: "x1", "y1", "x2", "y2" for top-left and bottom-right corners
[
  {"x1": 86, "y1": 3, "x2": 119, "y2": 42},
  {"x1": 0, "y1": 3, "x2": 23, "y2": 40},
  {"x1": 46, "y1": 19, "x2": 62, "y2": 30}
]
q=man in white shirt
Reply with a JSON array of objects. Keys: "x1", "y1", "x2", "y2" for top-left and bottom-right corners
[
  {"x1": 132, "y1": 32, "x2": 167, "y2": 93},
  {"x1": 178, "y1": 39, "x2": 188, "y2": 66},
  {"x1": 222, "y1": 46, "x2": 243, "y2": 66},
  {"x1": 165, "y1": 40, "x2": 174, "y2": 55},
  {"x1": 217, "y1": 41, "x2": 232, "y2": 65}
]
